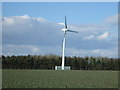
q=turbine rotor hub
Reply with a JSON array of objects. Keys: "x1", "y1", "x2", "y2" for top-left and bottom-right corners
[{"x1": 62, "y1": 28, "x2": 67, "y2": 32}]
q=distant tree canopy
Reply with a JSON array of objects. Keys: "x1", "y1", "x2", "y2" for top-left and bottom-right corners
[{"x1": 2, "y1": 54, "x2": 119, "y2": 70}]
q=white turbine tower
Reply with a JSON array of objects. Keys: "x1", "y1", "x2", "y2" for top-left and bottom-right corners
[{"x1": 61, "y1": 16, "x2": 78, "y2": 70}]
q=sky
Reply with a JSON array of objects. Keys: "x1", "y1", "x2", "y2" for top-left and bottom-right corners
[{"x1": 2, "y1": 2, "x2": 118, "y2": 58}]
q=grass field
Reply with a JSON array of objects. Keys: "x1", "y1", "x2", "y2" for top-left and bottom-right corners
[{"x1": 2, "y1": 69, "x2": 118, "y2": 88}]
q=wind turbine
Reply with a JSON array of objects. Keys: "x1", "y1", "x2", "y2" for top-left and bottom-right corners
[{"x1": 61, "y1": 16, "x2": 78, "y2": 70}]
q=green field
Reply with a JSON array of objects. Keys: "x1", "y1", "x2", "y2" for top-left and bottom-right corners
[{"x1": 2, "y1": 69, "x2": 118, "y2": 88}]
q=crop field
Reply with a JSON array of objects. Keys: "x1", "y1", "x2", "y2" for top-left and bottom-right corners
[{"x1": 2, "y1": 69, "x2": 118, "y2": 88}]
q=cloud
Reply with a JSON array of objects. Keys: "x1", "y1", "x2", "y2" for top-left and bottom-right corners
[
  {"x1": 83, "y1": 35, "x2": 95, "y2": 40},
  {"x1": 32, "y1": 47, "x2": 40, "y2": 53},
  {"x1": 2, "y1": 44, "x2": 41, "y2": 56},
  {"x1": 2, "y1": 44, "x2": 61, "y2": 56},
  {"x1": 105, "y1": 14, "x2": 118, "y2": 25},
  {"x1": 2, "y1": 14, "x2": 118, "y2": 57},
  {"x1": 3, "y1": 17, "x2": 14, "y2": 25},
  {"x1": 66, "y1": 47, "x2": 118, "y2": 58},
  {"x1": 97, "y1": 32, "x2": 110, "y2": 40},
  {"x1": 2, "y1": 44, "x2": 118, "y2": 58},
  {"x1": 2, "y1": 15, "x2": 63, "y2": 46},
  {"x1": 69, "y1": 24, "x2": 110, "y2": 33},
  {"x1": 58, "y1": 22, "x2": 65, "y2": 26},
  {"x1": 83, "y1": 32, "x2": 110, "y2": 41}
]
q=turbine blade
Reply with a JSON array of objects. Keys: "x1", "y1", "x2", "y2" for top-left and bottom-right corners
[
  {"x1": 67, "y1": 30, "x2": 78, "y2": 33},
  {"x1": 65, "y1": 16, "x2": 67, "y2": 29}
]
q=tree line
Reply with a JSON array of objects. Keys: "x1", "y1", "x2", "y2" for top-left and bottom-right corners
[{"x1": 2, "y1": 54, "x2": 119, "y2": 70}]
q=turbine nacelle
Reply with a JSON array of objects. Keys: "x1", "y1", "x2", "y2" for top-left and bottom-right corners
[
  {"x1": 61, "y1": 28, "x2": 67, "y2": 32},
  {"x1": 61, "y1": 28, "x2": 78, "y2": 33},
  {"x1": 61, "y1": 16, "x2": 78, "y2": 34}
]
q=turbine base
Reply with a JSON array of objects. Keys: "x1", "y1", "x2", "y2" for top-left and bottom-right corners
[{"x1": 55, "y1": 66, "x2": 71, "y2": 70}]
